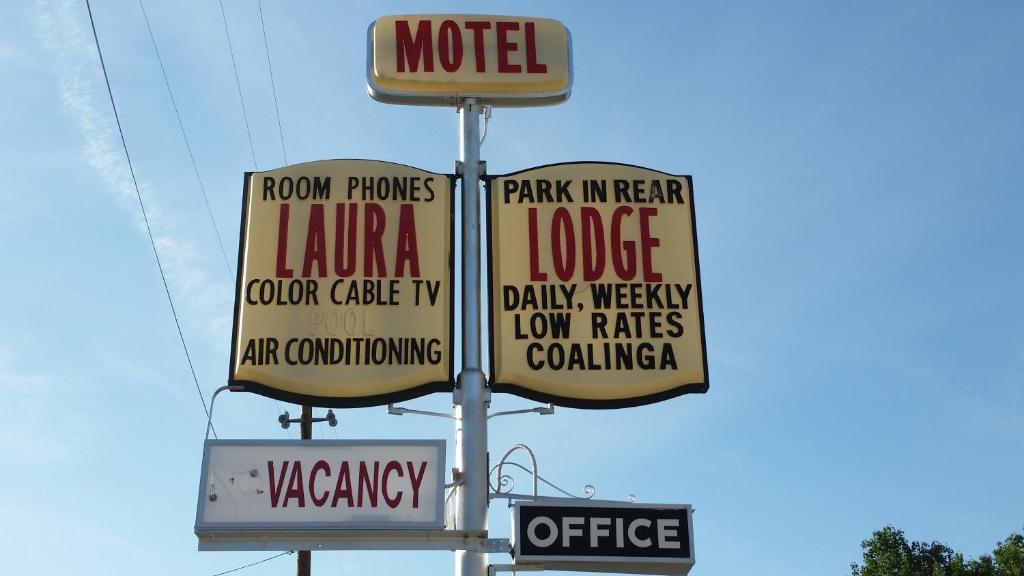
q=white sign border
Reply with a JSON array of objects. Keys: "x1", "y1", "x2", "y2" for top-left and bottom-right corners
[
  {"x1": 511, "y1": 500, "x2": 695, "y2": 566},
  {"x1": 195, "y1": 439, "x2": 447, "y2": 533}
]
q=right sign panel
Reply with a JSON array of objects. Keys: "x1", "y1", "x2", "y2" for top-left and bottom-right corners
[{"x1": 487, "y1": 163, "x2": 708, "y2": 408}]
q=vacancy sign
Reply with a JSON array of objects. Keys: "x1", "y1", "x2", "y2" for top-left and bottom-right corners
[
  {"x1": 512, "y1": 501, "x2": 694, "y2": 575},
  {"x1": 230, "y1": 160, "x2": 453, "y2": 407},
  {"x1": 196, "y1": 440, "x2": 445, "y2": 538},
  {"x1": 487, "y1": 162, "x2": 708, "y2": 408},
  {"x1": 368, "y1": 14, "x2": 572, "y2": 106}
]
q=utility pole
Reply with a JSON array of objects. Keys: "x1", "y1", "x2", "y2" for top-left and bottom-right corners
[
  {"x1": 297, "y1": 404, "x2": 312, "y2": 576},
  {"x1": 454, "y1": 97, "x2": 489, "y2": 576}
]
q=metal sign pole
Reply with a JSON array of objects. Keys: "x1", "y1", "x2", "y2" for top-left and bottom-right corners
[{"x1": 455, "y1": 97, "x2": 489, "y2": 576}]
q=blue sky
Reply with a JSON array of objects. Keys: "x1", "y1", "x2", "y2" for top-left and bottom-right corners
[{"x1": 2, "y1": 1, "x2": 1022, "y2": 575}]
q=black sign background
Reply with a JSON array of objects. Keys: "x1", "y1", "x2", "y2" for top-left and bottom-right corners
[{"x1": 516, "y1": 504, "x2": 691, "y2": 559}]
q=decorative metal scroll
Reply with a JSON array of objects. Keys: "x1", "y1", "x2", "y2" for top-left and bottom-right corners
[{"x1": 488, "y1": 443, "x2": 597, "y2": 501}]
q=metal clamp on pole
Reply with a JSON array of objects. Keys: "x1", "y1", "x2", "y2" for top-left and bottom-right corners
[{"x1": 278, "y1": 409, "x2": 337, "y2": 429}]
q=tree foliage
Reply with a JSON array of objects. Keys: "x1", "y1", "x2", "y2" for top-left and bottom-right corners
[{"x1": 851, "y1": 526, "x2": 1023, "y2": 576}]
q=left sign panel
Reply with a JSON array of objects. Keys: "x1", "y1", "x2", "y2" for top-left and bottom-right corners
[
  {"x1": 196, "y1": 440, "x2": 446, "y2": 532},
  {"x1": 230, "y1": 160, "x2": 454, "y2": 406}
]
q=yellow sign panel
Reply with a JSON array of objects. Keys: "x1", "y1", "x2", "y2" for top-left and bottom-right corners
[
  {"x1": 231, "y1": 160, "x2": 453, "y2": 406},
  {"x1": 487, "y1": 163, "x2": 708, "y2": 408},
  {"x1": 368, "y1": 14, "x2": 571, "y2": 106}
]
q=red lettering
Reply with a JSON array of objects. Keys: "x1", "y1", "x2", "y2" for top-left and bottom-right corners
[
  {"x1": 274, "y1": 202, "x2": 427, "y2": 280},
  {"x1": 302, "y1": 204, "x2": 327, "y2": 277},
  {"x1": 381, "y1": 460, "x2": 404, "y2": 508},
  {"x1": 391, "y1": 19, "x2": 546, "y2": 77},
  {"x1": 525, "y1": 206, "x2": 662, "y2": 282},
  {"x1": 276, "y1": 204, "x2": 293, "y2": 278},
  {"x1": 464, "y1": 21, "x2": 491, "y2": 72},
  {"x1": 310, "y1": 460, "x2": 330, "y2": 507},
  {"x1": 406, "y1": 461, "x2": 428, "y2": 509},
  {"x1": 528, "y1": 207, "x2": 547, "y2": 281},
  {"x1": 267, "y1": 460, "x2": 288, "y2": 508},
  {"x1": 334, "y1": 203, "x2": 357, "y2": 277},
  {"x1": 639, "y1": 207, "x2": 662, "y2": 282},
  {"x1": 283, "y1": 461, "x2": 306, "y2": 508},
  {"x1": 611, "y1": 206, "x2": 637, "y2": 280},
  {"x1": 525, "y1": 22, "x2": 547, "y2": 73},
  {"x1": 363, "y1": 203, "x2": 386, "y2": 277},
  {"x1": 581, "y1": 207, "x2": 604, "y2": 281},
  {"x1": 438, "y1": 20, "x2": 463, "y2": 72},
  {"x1": 357, "y1": 461, "x2": 379, "y2": 507},
  {"x1": 496, "y1": 21, "x2": 521, "y2": 73},
  {"x1": 395, "y1": 20, "x2": 433, "y2": 72},
  {"x1": 394, "y1": 203, "x2": 420, "y2": 277},
  {"x1": 331, "y1": 461, "x2": 354, "y2": 508},
  {"x1": 551, "y1": 207, "x2": 575, "y2": 282}
]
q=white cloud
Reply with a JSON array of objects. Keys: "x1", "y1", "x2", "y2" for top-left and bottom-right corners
[{"x1": 34, "y1": 0, "x2": 232, "y2": 345}]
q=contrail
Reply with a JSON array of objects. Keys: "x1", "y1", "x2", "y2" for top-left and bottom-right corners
[{"x1": 34, "y1": 0, "x2": 232, "y2": 345}]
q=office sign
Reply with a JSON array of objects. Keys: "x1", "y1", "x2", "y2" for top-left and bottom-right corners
[
  {"x1": 487, "y1": 162, "x2": 708, "y2": 408},
  {"x1": 195, "y1": 440, "x2": 445, "y2": 534},
  {"x1": 368, "y1": 14, "x2": 572, "y2": 106},
  {"x1": 230, "y1": 160, "x2": 454, "y2": 407},
  {"x1": 512, "y1": 501, "x2": 694, "y2": 575}
]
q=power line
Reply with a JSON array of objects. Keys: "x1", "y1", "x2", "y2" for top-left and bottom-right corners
[
  {"x1": 257, "y1": 0, "x2": 287, "y2": 166},
  {"x1": 219, "y1": 1, "x2": 295, "y2": 435},
  {"x1": 138, "y1": 0, "x2": 233, "y2": 281},
  {"x1": 84, "y1": 0, "x2": 216, "y2": 438},
  {"x1": 254, "y1": 2, "x2": 297, "y2": 434},
  {"x1": 138, "y1": 0, "x2": 293, "y2": 439},
  {"x1": 210, "y1": 551, "x2": 294, "y2": 576},
  {"x1": 218, "y1": 0, "x2": 259, "y2": 169}
]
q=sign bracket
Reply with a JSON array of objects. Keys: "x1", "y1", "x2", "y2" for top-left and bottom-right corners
[
  {"x1": 487, "y1": 403, "x2": 555, "y2": 420},
  {"x1": 387, "y1": 403, "x2": 456, "y2": 420},
  {"x1": 197, "y1": 529, "x2": 490, "y2": 552},
  {"x1": 489, "y1": 563, "x2": 544, "y2": 576},
  {"x1": 484, "y1": 539, "x2": 512, "y2": 554},
  {"x1": 204, "y1": 384, "x2": 243, "y2": 440}
]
